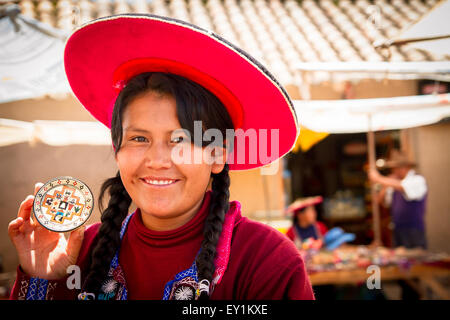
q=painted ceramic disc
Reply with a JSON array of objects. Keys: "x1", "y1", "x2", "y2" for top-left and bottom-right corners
[{"x1": 32, "y1": 177, "x2": 94, "y2": 232}]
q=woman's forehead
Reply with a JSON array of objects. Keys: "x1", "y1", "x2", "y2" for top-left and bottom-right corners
[{"x1": 122, "y1": 92, "x2": 181, "y2": 129}]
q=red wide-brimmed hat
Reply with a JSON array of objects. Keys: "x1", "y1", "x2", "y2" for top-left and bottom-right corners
[
  {"x1": 285, "y1": 196, "x2": 323, "y2": 216},
  {"x1": 64, "y1": 14, "x2": 299, "y2": 171}
]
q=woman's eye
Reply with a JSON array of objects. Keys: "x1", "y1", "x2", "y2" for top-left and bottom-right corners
[
  {"x1": 131, "y1": 136, "x2": 148, "y2": 143},
  {"x1": 172, "y1": 136, "x2": 184, "y2": 143}
]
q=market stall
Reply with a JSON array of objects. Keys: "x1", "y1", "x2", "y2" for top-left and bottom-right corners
[
  {"x1": 304, "y1": 245, "x2": 450, "y2": 299},
  {"x1": 293, "y1": 59, "x2": 450, "y2": 299}
]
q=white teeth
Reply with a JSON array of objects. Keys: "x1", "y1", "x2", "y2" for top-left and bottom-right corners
[{"x1": 144, "y1": 179, "x2": 175, "y2": 185}]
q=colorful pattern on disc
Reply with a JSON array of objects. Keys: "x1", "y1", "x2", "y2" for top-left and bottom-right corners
[{"x1": 33, "y1": 176, "x2": 94, "y2": 232}]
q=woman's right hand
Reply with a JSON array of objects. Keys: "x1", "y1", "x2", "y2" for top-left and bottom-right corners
[{"x1": 8, "y1": 183, "x2": 85, "y2": 280}]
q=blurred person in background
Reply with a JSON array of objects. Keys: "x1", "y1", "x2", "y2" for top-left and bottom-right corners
[
  {"x1": 286, "y1": 196, "x2": 327, "y2": 249},
  {"x1": 369, "y1": 149, "x2": 428, "y2": 249}
]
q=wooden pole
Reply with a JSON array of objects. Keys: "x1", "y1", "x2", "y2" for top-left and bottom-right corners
[
  {"x1": 367, "y1": 114, "x2": 382, "y2": 246},
  {"x1": 261, "y1": 173, "x2": 272, "y2": 223}
]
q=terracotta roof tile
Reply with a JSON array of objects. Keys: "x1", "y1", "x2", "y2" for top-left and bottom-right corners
[
  {"x1": 4, "y1": 0, "x2": 447, "y2": 85},
  {"x1": 18, "y1": 0, "x2": 35, "y2": 18}
]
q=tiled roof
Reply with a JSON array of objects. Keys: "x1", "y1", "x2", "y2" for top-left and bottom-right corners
[{"x1": 3, "y1": 0, "x2": 447, "y2": 85}]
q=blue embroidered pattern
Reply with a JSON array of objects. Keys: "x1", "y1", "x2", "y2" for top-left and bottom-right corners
[
  {"x1": 120, "y1": 286, "x2": 127, "y2": 300},
  {"x1": 110, "y1": 212, "x2": 134, "y2": 272},
  {"x1": 26, "y1": 278, "x2": 38, "y2": 300},
  {"x1": 37, "y1": 279, "x2": 48, "y2": 300},
  {"x1": 120, "y1": 213, "x2": 134, "y2": 239},
  {"x1": 25, "y1": 278, "x2": 48, "y2": 300},
  {"x1": 162, "y1": 258, "x2": 199, "y2": 300},
  {"x1": 98, "y1": 212, "x2": 134, "y2": 300}
]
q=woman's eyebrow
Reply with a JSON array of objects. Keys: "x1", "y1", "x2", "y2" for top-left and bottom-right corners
[
  {"x1": 124, "y1": 126, "x2": 149, "y2": 133},
  {"x1": 124, "y1": 126, "x2": 183, "y2": 134}
]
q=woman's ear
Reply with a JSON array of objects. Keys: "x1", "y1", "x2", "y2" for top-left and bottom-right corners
[{"x1": 211, "y1": 144, "x2": 228, "y2": 174}]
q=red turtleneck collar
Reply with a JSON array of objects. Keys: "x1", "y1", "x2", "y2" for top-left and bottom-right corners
[{"x1": 130, "y1": 190, "x2": 212, "y2": 248}]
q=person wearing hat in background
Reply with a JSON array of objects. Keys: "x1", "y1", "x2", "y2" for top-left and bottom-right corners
[
  {"x1": 368, "y1": 149, "x2": 428, "y2": 249},
  {"x1": 285, "y1": 196, "x2": 356, "y2": 300},
  {"x1": 286, "y1": 196, "x2": 327, "y2": 249},
  {"x1": 8, "y1": 14, "x2": 314, "y2": 300},
  {"x1": 369, "y1": 150, "x2": 428, "y2": 300},
  {"x1": 286, "y1": 196, "x2": 356, "y2": 251}
]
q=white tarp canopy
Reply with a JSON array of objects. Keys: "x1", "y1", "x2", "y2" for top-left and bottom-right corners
[
  {"x1": 294, "y1": 93, "x2": 450, "y2": 133},
  {"x1": 391, "y1": 0, "x2": 450, "y2": 57},
  {"x1": 295, "y1": 61, "x2": 450, "y2": 82},
  {"x1": 0, "y1": 4, "x2": 70, "y2": 103},
  {"x1": 0, "y1": 119, "x2": 110, "y2": 147}
]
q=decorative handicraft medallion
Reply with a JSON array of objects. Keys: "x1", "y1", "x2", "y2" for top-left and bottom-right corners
[{"x1": 32, "y1": 177, "x2": 94, "y2": 232}]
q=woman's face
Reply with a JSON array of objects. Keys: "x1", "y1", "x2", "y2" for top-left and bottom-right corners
[
  {"x1": 115, "y1": 90, "x2": 226, "y2": 230},
  {"x1": 296, "y1": 206, "x2": 317, "y2": 227}
]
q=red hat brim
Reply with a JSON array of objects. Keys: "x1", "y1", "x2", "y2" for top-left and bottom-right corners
[{"x1": 64, "y1": 14, "x2": 299, "y2": 171}]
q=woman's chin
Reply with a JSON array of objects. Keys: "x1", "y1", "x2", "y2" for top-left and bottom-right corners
[
  {"x1": 140, "y1": 201, "x2": 182, "y2": 218},
  {"x1": 140, "y1": 204, "x2": 173, "y2": 215}
]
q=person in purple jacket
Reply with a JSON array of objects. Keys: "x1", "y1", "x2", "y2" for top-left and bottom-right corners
[{"x1": 369, "y1": 149, "x2": 428, "y2": 249}]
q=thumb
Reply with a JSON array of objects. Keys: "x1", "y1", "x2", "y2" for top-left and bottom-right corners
[
  {"x1": 8, "y1": 217, "x2": 24, "y2": 239},
  {"x1": 66, "y1": 226, "x2": 85, "y2": 262}
]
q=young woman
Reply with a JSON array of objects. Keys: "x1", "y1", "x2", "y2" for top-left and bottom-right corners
[{"x1": 8, "y1": 14, "x2": 314, "y2": 300}]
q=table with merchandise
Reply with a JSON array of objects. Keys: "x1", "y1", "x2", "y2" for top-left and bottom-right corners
[{"x1": 303, "y1": 245, "x2": 450, "y2": 299}]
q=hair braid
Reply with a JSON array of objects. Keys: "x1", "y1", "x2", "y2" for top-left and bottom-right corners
[
  {"x1": 196, "y1": 163, "x2": 230, "y2": 300},
  {"x1": 82, "y1": 170, "x2": 132, "y2": 296}
]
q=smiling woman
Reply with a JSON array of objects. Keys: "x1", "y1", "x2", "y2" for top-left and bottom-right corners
[{"x1": 8, "y1": 14, "x2": 312, "y2": 301}]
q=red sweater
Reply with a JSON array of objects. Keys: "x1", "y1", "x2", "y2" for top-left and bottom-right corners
[{"x1": 11, "y1": 191, "x2": 314, "y2": 300}]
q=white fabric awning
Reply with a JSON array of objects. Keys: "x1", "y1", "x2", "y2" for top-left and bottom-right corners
[
  {"x1": 294, "y1": 93, "x2": 450, "y2": 133},
  {"x1": 391, "y1": 0, "x2": 450, "y2": 57},
  {"x1": 0, "y1": 119, "x2": 110, "y2": 147},
  {"x1": 295, "y1": 61, "x2": 450, "y2": 82},
  {"x1": 0, "y1": 5, "x2": 70, "y2": 103}
]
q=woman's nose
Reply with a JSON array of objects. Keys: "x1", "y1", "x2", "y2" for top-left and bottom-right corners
[{"x1": 144, "y1": 141, "x2": 172, "y2": 169}]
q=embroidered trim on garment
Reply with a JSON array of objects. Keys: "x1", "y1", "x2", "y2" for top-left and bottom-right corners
[
  {"x1": 45, "y1": 282, "x2": 57, "y2": 300},
  {"x1": 162, "y1": 256, "x2": 199, "y2": 300},
  {"x1": 37, "y1": 279, "x2": 49, "y2": 300},
  {"x1": 163, "y1": 201, "x2": 239, "y2": 300},
  {"x1": 96, "y1": 212, "x2": 134, "y2": 300},
  {"x1": 212, "y1": 201, "x2": 240, "y2": 287},
  {"x1": 25, "y1": 277, "x2": 49, "y2": 300},
  {"x1": 25, "y1": 278, "x2": 38, "y2": 300},
  {"x1": 17, "y1": 279, "x2": 29, "y2": 300}
]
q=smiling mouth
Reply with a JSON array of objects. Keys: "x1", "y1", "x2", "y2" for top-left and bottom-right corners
[{"x1": 140, "y1": 178, "x2": 179, "y2": 187}]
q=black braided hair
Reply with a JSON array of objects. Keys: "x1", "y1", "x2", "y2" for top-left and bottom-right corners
[
  {"x1": 82, "y1": 72, "x2": 234, "y2": 298},
  {"x1": 81, "y1": 171, "x2": 131, "y2": 294},
  {"x1": 196, "y1": 163, "x2": 230, "y2": 300}
]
